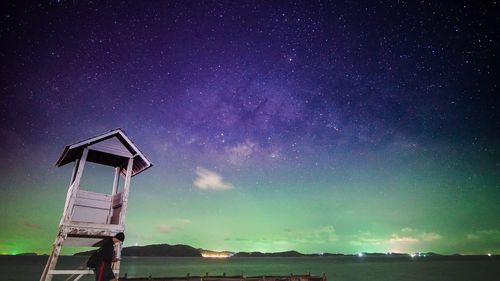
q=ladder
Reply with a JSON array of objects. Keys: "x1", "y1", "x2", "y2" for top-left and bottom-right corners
[{"x1": 39, "y1": 227, "x2": 122, "y2": 281}]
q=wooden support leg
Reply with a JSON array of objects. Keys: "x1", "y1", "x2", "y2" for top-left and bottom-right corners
[
  {"x1": 112, "y1": 242, "x2": 122, "y2": 279},
  {"x1": 40, "y1": 231, "x2": 66, "y2": 281},
  {"x1": 39, "y1": 250, "x2": 54, "y2": 281}
]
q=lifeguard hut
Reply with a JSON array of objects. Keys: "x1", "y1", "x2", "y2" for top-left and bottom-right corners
[{"x1": 40, "y1": 129, "x2": 152, "y2": 281}]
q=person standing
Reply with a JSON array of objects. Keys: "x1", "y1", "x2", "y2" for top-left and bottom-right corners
[{"x1": 94, "y1": 232, "x2": 125, "y2": 281}]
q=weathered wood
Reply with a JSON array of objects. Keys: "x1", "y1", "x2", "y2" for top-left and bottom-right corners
[
  {"x1": 61, "y1": 147, "x2": 88, "y2": 225},
  {"x1": 112, "y1": 192, "x2": 124, "y2": 207},
  {"x1": 119, "y1": 157, "x2": 134, "y2": 226},
  {"x1": 70, "y1": 160, "x2": 78, "y2": 185},
  {"x1": 61, "y1": 221, "x2": 124, "y2": 236},
  {"x1": 109, "y1": 167, "x2": 121, "y2": 223},
  {"x1": 90, "y1": 136, "x2": 134, "y2": 158},
  {"x1": 77, "y1": 189, "x2": 113, "y2": 201},
  {"x1": 74, "y1": 197, "x2": 111, "y2": 209},
  {"x1": 112, "y1": 242, "x2": 122, "y2": 275},
  {"x1": 39, "y1": 230, "x2": 67, "y2": 281},
  {"x1": 63, "y1": 220, "x2": 125, "y2": 230},
  {"x1": 56, "y1": 128, "x2": 152, "y2": 176},
  {"x1": 71, "y1": 204, "x2": 111, "y2": 224},
  {"x1": 112, "y1": 166, "x2": 120, "y2": 195}
]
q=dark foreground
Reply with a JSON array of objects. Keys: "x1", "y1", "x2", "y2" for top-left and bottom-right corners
[
  {"x1": 1, "y1": 255, "x2": 499, "y2": 281},
  {"x1": 122, "y1": 274, "x2": 326, "y2": 281}
]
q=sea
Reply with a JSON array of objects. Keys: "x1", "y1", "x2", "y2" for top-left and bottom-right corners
[{"x1": 1, "y1": 255, "x2": 499, "y2": 281}]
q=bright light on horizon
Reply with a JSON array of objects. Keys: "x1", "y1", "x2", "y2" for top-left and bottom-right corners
[{"x1": 199, "y1": 249, "x2": 235, "y2": 258}]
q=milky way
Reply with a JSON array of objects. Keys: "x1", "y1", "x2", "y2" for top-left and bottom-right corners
[{"x1": 0, "y1": 1, "x2": 498, "y2": 255}]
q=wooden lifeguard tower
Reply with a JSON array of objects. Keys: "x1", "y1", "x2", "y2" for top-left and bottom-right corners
[{"x1": 40, "y1": 129, "x2": 152, "y2": 281}]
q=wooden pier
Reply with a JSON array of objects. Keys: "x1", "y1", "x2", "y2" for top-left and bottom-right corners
[{"x1": 121, "y1": 273, "x2": 327, "y2": 281}]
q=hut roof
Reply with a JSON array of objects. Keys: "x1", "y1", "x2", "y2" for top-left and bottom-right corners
[{"x1": 56, "y1": 128, "x2": 152, "y2": 177}]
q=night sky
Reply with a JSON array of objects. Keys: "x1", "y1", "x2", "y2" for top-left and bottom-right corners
[{"x1": 1, "y1": 1, "x2": 499, "y2": 256}]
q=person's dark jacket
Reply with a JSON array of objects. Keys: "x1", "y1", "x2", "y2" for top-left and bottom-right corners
[{"x1": 99, "y1": 238, "x2": 114, "y2": 264}]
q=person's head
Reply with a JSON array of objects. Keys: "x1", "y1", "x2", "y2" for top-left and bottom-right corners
[{"x1": 112, "y1": 232, "x2": 125, "y2": 244}]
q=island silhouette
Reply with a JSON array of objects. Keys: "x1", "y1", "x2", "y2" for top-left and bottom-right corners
[{"x1": 71, "y1": 243, "x2": 479, "y2": 258}]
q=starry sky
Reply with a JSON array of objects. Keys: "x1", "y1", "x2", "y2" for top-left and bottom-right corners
[{"x1": 0, "y1": 1, "x2": 499, "y2": 256}]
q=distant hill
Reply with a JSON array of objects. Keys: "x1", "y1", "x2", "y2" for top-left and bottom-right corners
[
  {"x1": 75, "y1": 245, "x2": 341, "y2": 257},
  {"x1": 122, "y1": 244, "x2": 202, "y2": 256},
  {"x1": 75, "y1": 243, "x2": 201, "y2": 257},
  {"x1": 320, "y1": 253, "x2": 346, "y2": 256},
  {"x1": 73, "y1": 243, "x2": 456, "y2": 258}
]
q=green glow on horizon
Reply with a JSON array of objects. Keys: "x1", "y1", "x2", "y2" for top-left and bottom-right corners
[{"x1": 3, "y1": 147, "x2": 498, "y2": 256}]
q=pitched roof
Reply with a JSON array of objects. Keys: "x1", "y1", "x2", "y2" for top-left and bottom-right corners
[{"x1": 56, "y1": 128, "x2": 152, "y2": 177}]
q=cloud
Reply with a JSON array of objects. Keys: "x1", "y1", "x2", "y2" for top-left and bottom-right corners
[
  {"x1": 466, "y1": 234, "x2": 480, "y2": 240},
  {"x1": 157, "y1": 224, "x2": 172, "y2": 233},
  {"x1": 350, "y1": 232, "x2": 383, "y2": 246},
  {"x1": 466, "y1": 229, "x2": 500, "y2": 240},
  {"x1": 176, "y1": 218, "x2": 191, "y2": 224},
  {"x1": 419, "y1": 232, "x2": 442, "y2": 241},
  {"x1": 315, "y1": 225, "x2": 339, "y2": 242},
  {"x1": 388, "y1": 234, "x2": 419, "y2": 243},
  {"x1": 401, "y1": 227, "x2": 415, "y2": 233},
  {"x1": 350, "y1": 228, "x2": 442, "y2": 248},
  {"x1": 388, "y1": 228, "x2": 442, "y2": 244},
  {"x1": 194, "y1": 167, "x2": 234, "y2": 190},
  {"x1": 462, "y1": 229, "x2": 500, "y2": 253},
  {"x1": 224, "y1": 226, "x2": 337, "y2": 253}
]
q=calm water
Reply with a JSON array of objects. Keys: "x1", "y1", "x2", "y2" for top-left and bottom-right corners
[{"x1": 1, "y1": 255, "x2": 499, "y2": 281}]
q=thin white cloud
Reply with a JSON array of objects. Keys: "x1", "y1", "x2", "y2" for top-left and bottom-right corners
[
  {"x1": 350, "y1": 228, "x2": 442, "y2": 248},
  {"x1": 315, "y1": 225, "x2": 339, "y2": 242},
  {"x1": 194, "y1": 167, "x2": 234, "y2": 190},
  {"x1": 388, "y1": 229, "x2": 442, "y2": 244},
  {"x1": 401, "y1": 227, "x2": 415, "y2": 233},
  {"x1": 388, "y1": 234, "x2": 419, "y2": 243},
  {"x1": 419, "y1": 232, "x2": 442, "y2": 241},
  {"x1": 349, "y1": 232, "x2": 383, "y2": 246},
  {"x1": 466, "y1": 233, "x2": 480, "y2": 240},
  {"x1": 466, "y1": 229, "x2": 500, "y2": 240},
  {"x1": 176, "y1": 218, "x2": 192, "y2": 224}
]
